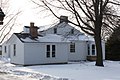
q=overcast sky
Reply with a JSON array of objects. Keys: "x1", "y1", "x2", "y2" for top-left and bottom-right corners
[
  {"x1": 9, "y1": 0, "x2": 61, "y2": 33},
  {"x1": 10, "y1": 0, "x2": 40, "y2": 25},
  {"x1": 10, "y1": 0, "x2": 70, "y2": 25},
  {"x1": 2, "y1": 0, "x2": 79, "y2": 34}
]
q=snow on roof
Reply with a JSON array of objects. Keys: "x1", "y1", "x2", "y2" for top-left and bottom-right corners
[
  {"x1": 78, "y1": 35, "x2": 94, "y2": 41},
  {"x1": 15, "y1": 32, "x2": 94, "y2": 43},
  {"x1": 63, "y1": 34, "x2": 94, "y2": 41},
  {"x1": 20, "y1": 34, "x2": 70, "y2": 43}
]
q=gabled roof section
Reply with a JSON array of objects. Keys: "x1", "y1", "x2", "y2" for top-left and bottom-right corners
[
  {"x1": 24, "y1": 26, "x2": 30, "y2": 28},
  {"x1": 14, "y1": 33, "x2": 69, "y2": 43},
  {"x1": 14, "y1": 33, "x2": 43, "y2": 43},
  {"x1": 39, "y1": 22, "x2": 84, "y2": 36},
  {"x1": 14, "y1": 33, "x2": 31, "y2": 42},
  {"x1": 48, "y1": 22, "x2": 78, "y2": 30},
  {"x1": 54, "y1": 22, "x2": 69, "y2": 28},
  {"x1": 14, "y1": 33, "x2": 30, "y2": 39}
]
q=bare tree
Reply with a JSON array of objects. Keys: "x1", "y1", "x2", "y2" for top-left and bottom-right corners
[
  {"x1": 32, "y1": 0, "x2": 120, "y2": 66},
  {"x1": 0, "y1": 0, "x2": 21, "y2": 43}
]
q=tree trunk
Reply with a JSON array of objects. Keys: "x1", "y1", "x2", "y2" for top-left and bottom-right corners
[{"x1": 94, "y1": 31, "x2": 104, "y2": 67}]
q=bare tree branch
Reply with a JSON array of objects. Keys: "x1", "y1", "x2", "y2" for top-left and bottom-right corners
[
  {"x1": 32, "y1": 0, "x2": 120, "y2": 66},
  {"x1": 0, "y1": 0, "x2": 22, "y2": 43}
]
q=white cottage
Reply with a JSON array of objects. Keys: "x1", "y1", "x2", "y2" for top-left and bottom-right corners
[
  {"x1": 2, "y1": 16, "x2": 105, "y2": 65},
  {"x1": 40, "y1": 16, "x2": 105, "y2": 61},
  {"x1": 2, "y1": 23, "x2": 69, "y2": 65}
]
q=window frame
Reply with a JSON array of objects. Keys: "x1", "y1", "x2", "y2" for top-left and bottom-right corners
[
  {"x1": 13, "y1": 44, "x2": 16, "y2": 56},
  {"x1": 52, "y1": 45, "x2": 56, "y2": 57},
  {"x1": 46, "y1": 45, "x2": 50, "y2": 58},
  {"x1": 4, "y1": 46, "x2": 7, "y2": 53},
  {"x1": 92, "y1": 44, "x2": 95, "y2": 55},
  {"x1": 71, "y1": 28, "x2": 74, "y2": 34},
  {"x1": 46, "y1": 45, "x2": 56, "y2": 58},
  {"x1": 70, "y1": 43, "x2": 75, "y2": 53},
  {"x1": 54, "y1": 28, "x2": 57, "y2": 34},
  {"x1": 88, "y1": 44, "x2": 90, "y2": 55}
]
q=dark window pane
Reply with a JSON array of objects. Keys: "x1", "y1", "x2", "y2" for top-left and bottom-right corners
[
  {"x1": 46, "y1": 45, "x2": 50, "y2": 58},
  {"x1": 92, "y1": 50, "x2": 95, "y2": 55},
  {"x1": 47, "y1": 45, "x2": 50, "y2": 51},
  {"x1": 4, "y1": 46, "x2": 6, "y2": 53},
  {"x1": 47, "y1": 52, "x2": 50, "y2": 58},
  {"x1": 92, "y1": 44, "x2": 95, "y2": 49},
  {"x1": 70, "y1": 43, "x2": 75, "y2": 53},
  {"x1": 71, "y1": 29, "x2": 74, "y2": 34},
  {"x1": 88, "y1": 44, "x2": 90, "y2": 55},
  {"x1": 52, "y1": 52, "x2": 55, "y2": 57},
  {"x1": 52, "y1": 45, "x2": 56, "y2": 57},
  {"x1": 52, "y1": 45, "x2": 55, "y2": 51},
  {"x1": 54, "y1": 28, "x2": 57, "y2": 34},
  {"x1": 92, "y1": 44, "x2": 95, "y2": 55},
  {"x1": 14, "y1": 44, "x2": 16, "y2": 56}
]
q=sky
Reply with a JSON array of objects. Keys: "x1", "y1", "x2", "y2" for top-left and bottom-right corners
[
  {"x1": 10, "y1": 0, "x2": 41, "y2": 26},
  {"x1": 9, "y1": 0, "x2": 72, "y2": 33},
  {"x1": 9, "y1": 0, "x2": 55, "y2": 33}
]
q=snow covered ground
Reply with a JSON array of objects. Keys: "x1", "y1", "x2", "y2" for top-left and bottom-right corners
[{"x1": 0, "y1": 57, "x2": 120, "y2": 80}]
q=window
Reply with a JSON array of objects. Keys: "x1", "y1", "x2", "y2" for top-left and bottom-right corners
[
  {"x1": 92, "y1": 44, "x2": 95, "y2": 55},
  {"x1": 46, "y1": 45, "x2": 56, "y2": 58},
  {"x1": 54, "y1": 28, "x2": 57, "y2": 34},
  {"x1": 88, "y1": 44, "x2": 90, "y2": 55},
  {"x1": 46, "y1": 45, "x2": 50, "y2": 58},
  {"x1": 71, "y1": 29, "x2": 74, "y2": 34},
  {"x1": 13, "y1": 44, "x2": 16, "y2": 56},
  {"x1": 4, "y1": 46, "x2": 6, "y2": 53},
  {"x1": 70, "y1": 43, "x2": 75, "y2": 53},
  {"x1": 52, "y1": 45, "x2": 56, "y2": 57}
]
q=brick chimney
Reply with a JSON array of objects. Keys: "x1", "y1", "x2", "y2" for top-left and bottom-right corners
[
  {"x1": 60, "y1": 16, "x2": 68, "y2": 23},
  {"x1": 29, "y1": 22, "x2": 39, "y2": 38}
]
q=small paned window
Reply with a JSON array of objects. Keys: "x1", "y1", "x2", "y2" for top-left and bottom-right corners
[
  {"x1": 46, "y1": 45, "x2": 50, "y2": 58},
  {"x1": 4, "y1": 46, "x2": 6, "y2": 53},
  {"x1": 13, "y1": 44, "x2": 16, "y2": 56},
  {"x1": 54, "y1": 28, "x2": 57, "y2": 34},
  {"x1": 88, "y1": 44, "x2": 90, "y2": 55},
  {"x1": 92, "y1": 44, "x2": 95, "y2": 55},
  {"x1": 52, "y1": 45, "x2": 56, "y2": 57},
  {"x1": 46, "y1": 45, "x2": 56, "y2": 58},
  {"x1": 71, "y1": 29, "x2": 74, "y2": 34},
  {"x1": 70, "y1": 43, "x2": 75, "y2": 53}
]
